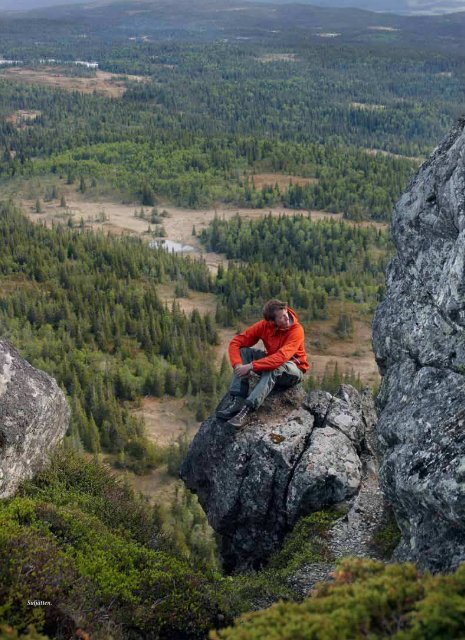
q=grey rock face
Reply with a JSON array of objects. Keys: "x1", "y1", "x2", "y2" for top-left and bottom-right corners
[
  {"x1": 0, "y1": 339, "x2": 70, "y2": 498},
  {"x1": 373, "y1": 118, "x2": 465, "y2": 572},
  {"x1": 181, "y1": 384, "x2": 376, "y2": 571},
  {"x1": 286, "y1": 425, "x2": 362, "y2": 523}
]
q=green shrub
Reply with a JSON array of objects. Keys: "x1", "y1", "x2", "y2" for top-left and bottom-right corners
[
  {"x1": 0, "y1": 450, "x2": 228, "y2": 639},
  {"x1": 211, "y1": 558, "x2": 465, "y2": 640},
  {"x1": 0, "y1": 625, "x2": 49, "y2": 640},
  {"x1": 217, "y1": 508, "x2": 345, "y2": 618},
  {"x1": 18, "y1": 448, "x2": 161, "y2": 546}
]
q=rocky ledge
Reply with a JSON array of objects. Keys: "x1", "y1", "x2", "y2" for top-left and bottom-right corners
[
  {"x1": 373, "y1": 118, "x2": 465, "y2": 572},
  {"x1": 0, "y1": 339, "x2": 70, "y2": 498},
  {"x1": 181, "y1": 383, "x2": 377, "y2": 571}
]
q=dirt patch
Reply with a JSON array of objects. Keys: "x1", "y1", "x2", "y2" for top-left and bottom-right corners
[
  {"x1": 364, "y1": 148, "x2": 424, "y2": 164},
  {"x1": 368, "y1": 26, "x2": 400, "y2": 32},
  {"x1": 6, "y1": 109, "x2": 41, "y2": 128},
  {"x1": 133, "y1": 396, "x2": 196, "y2": 447},
  {"x1": 249, "y1": 173, "x2": 317, "y2": 190},
  {"x1": 124, "y1": 466, "x2": 181, "y2": 506},
  {"x1": 351, "y1": 102, "x2": 385, "y2": 111},
  {"x1": 257, "y1": 53, "x2": 299, "y2": 63},
  {"x1": 23, "y1": 197, "x2": 150, "y2": 235},
  {"x1": 98, "y1": 453, "x2": 181, "y2": 507},
  {"x1": 22, "y1": 188, "x2": 388, "y2": 272},
  {"x1": 0, "y1": 275, "x2": 37, "y2": 295},
  {"x1": 306, "y1": 301, "x2": 379, "y2": 386},
  {"x1": 1, "y1": 66, "x2": 146, "y2": 98},
  {"x1": 156, "y1": 283, "x2": 236, "y2": 366},
  {"x1": 157, "y1": 283, "x2": 217, "y2": 316},
  {"x1": 307, "y1": 209, "x2": 388, "y2": 231}
]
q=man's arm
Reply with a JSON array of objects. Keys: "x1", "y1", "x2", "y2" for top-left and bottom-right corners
[
  {"x1": 252, "y1": 325, "x2": 304, "y2": 372},
  {"x1": 228, "y1": 321, "x2": 265, "y2": 368}
]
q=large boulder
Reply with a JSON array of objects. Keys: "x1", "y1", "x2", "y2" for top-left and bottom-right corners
[
  {"x1": 0, "y1": 339, "x2": 70, "y2": 498},
  {"x1": 373, "y1": 118, "x2": 465, "y2": 572},
  {"x1": 180, "y1": 384, "x2": 376, "y2": 571}
]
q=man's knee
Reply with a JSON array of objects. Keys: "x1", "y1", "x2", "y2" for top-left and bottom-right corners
[
  {"x1": 240, "y1": 347, "x2": 265, "y2": 364},
  {"x1": 275, "y1": 362, "x2": 304, "y2": 388}
]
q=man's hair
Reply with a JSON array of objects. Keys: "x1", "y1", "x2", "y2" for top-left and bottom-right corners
[{"x1": 262, "y1": 299, "x2": 287, "y2": 322}]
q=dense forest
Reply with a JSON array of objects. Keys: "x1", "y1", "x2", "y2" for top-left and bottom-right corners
[
  {"x1": 0, "y1": 203, "x2": 223, "y2": 470},
  {"x1": 0, "y1": 73, "x2": 418, "y2": 219},
  {"x1": 201, "y1": 213, "x2": 390, "y2": 323},
  {"x1": 2, "y1": 9, "x2": 465, "y2": 219}
]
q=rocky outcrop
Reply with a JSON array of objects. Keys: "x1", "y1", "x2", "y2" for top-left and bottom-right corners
[
  {"x1": 180, "y1": 383, "x2": 377, "y2": 571},
  {"x1": 0, "y1": 339, "x2": 70, "y2": 498},
  {"x1": 373, "y1": 118, "x2": 465, "y2": 572}
]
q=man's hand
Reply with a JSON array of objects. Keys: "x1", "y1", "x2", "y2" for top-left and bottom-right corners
[{"x1": 234, "y1": 363, "x2": 253, "y2": 377}]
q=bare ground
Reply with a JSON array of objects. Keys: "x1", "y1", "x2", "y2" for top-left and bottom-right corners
[
  {"x1": 23, "y1": 188, "x2": 387, "y2": 264},
  {"x1": 6, "y1": 109, "x2": 41, "y2": 128},
  {"x1": 364, "y1": 148, "x2": 425, "y2": 164},
  {"x1": 133, "y1": 397, "x2": 195, "y2": 447},
  {"x1": 1, "y1": 66, "x2": 146, "y2": 98},
  {"x1": 249, "y1": 173, "x2": 317, "y2": 190},
  {"x1": 257, "y1": 53, "x2": 299, "y2": 63},
  {"x1": 157, "y1": 284, "x2": 235, "y2": 365},
  {"x1": 124, "y1": 467, "x2": 181, "y2": 506},
  {"x1": 350, "y1": 102, "x2": 385, "y2": 111},
  {"x1": 309, "y1": 308, "x2": 379, "y2": 386}
]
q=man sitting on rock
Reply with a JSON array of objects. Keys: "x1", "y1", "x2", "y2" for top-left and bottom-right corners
[{"x1": 217, "y1": 299, "x2": 309, "y2": 428}]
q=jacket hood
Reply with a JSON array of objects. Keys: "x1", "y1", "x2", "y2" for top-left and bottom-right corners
[
  {"x1": 288, "y1": 307, "x2": 299, "y2": 324},
  {"x1": 270, "y1": 306, "x2": 300, "y2": 333}
]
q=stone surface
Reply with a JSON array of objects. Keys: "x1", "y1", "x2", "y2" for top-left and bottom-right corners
[
  {"x1": 286, "y1": 425, "x2": 362, "y2": 524},
  {"x1": 289, "y1": 452, "x2": 386, "y2": 597},
  {"x1": 0, "y1": 339, "x2": 70, "y2": 498},
  {"x1": 373, "y1": 118, "x2": 465, "y2": 572},
  {"x1": 181, "y1": 383, "x2": 377, "y2": 571}
]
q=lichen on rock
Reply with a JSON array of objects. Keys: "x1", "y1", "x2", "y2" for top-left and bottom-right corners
[
  {"x1": 0, "y1": 339, "x2": 70, "y2": 498},
  {"x1": 373, "y1": 117, "x2": 465, "y2": 572},
  {"x1": 180, "y1": 383, "x2": 377, "y2": 571}
]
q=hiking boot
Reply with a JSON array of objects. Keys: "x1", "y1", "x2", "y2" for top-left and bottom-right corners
[
  {"x1": 216, "y1": 396, "x2": 245, "y2": 420},
  {"x1": 227, "y1": 405, "x2": 252, "y2": 429}
]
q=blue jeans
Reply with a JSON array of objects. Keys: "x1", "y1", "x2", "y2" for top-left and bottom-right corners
[{"x1": 229, "y1": 347, "x2": 304, "y2": 410}]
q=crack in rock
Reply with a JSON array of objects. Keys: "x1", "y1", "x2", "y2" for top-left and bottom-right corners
[
  {"x1": 181, "y1": 384, "x2": 380, "y2": 572},
  {"x1": 373, "y1": 118, "x2": 465, "y2": 572}
]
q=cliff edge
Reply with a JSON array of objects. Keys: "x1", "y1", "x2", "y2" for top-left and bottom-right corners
[
  {"x1": 181, "y1": 384, "x2": 378, "y2": 571},
  {"x1": 373, "y1": 118, "x2": 465, "y2": 571}
]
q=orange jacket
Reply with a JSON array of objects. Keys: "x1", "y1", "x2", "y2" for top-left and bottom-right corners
[{"x1": 229, "y1": 307, "x2": 309, "y2": 373}]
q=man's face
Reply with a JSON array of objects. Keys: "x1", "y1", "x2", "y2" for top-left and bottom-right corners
[{"x1": 274, "y1": 308, "x2": 290, "y2": 330}]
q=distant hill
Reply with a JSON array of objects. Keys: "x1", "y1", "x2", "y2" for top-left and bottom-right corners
[
  {"x1": 10, "y1": 0, "x2": 462, "y2": 51},
  {"x1": 251, "y1": 0, "x2": 465, "y2": 15},
  {"x1": 2, "y1": 0, "x2": 465, "y2": 14},
  {"x1": 0, "y1": 0, "x2": 464, "y2": 54},
  {"x1": 0, "y1": 0, "x2": 84, "y2": 10}
]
